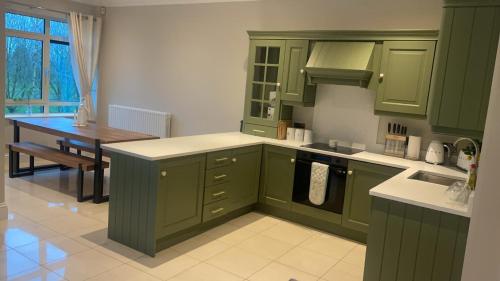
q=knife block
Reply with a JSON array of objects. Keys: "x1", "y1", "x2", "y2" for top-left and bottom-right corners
[{"x1": 384, "y1": 134, "x2": 407, "y2": 158}]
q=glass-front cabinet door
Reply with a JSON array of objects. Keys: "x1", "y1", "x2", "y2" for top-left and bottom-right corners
[{"x1": 244, "y1": 40, "x2": 285, "y2": 127}]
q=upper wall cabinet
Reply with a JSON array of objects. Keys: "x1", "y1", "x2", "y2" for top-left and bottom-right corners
[
  {"x1": 429, "y1": 1, "x2": 500, "y2": 137},
  {"x1": 243, "y1": 40, "x2": 286, "y2": 128},
  {"x1": 242, "y1": 31, "x2": 438, "y2": 139},
  {"x1": 374, "y1": 41, "x2": 436, "y2": 116},
  {"x1": 281, "y1": 40, "x2": 316, "y2": 105}
]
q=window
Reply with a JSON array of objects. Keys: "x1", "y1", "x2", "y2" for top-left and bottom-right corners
[{"x1": 5, "y1": 12, "x2": 79, "y2": 115}]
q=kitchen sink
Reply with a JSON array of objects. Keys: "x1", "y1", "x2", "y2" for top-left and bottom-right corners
[{"x1": 408, "y1": 171, "x2": 465, "y2": 186}]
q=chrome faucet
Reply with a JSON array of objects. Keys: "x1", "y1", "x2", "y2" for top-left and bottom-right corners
[{"x1": 453, "y1": 137, "x2": 480, "y2": 165}]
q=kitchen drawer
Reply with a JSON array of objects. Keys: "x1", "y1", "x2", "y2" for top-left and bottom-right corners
[
  {"x1": 243, "y1": 123, "x2": 277, "y2": 138},
  {"x1": 206, "y1": 150, "x2": 232, "y2": 169},
  {"x1": 205, "y1": 166, "x2": 232, "y2": 187},
  {"x1": 203, "y1": 199, "x2": 229, "y2": 222},
  {"x1": 204, "y1": 183, "x2": 230, "y2": 205}
]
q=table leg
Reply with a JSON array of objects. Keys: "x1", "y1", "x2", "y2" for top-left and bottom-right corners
[
  {"x1": 12, "y1": 121, "x2": 20, "y2": 174},
  {"x1": 93, "y1": 140, "x2": 108, "y2": 203}
]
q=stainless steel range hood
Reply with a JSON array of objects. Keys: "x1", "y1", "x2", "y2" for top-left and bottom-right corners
[{"x1": 305, "y1": 41, "x2": 376, "y2": 87}]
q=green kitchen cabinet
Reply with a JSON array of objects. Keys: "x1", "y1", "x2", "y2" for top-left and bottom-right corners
[
  {"x1": 155, "y1": 155, "x2": 206, "y2": 238},
  {"x1": 229, "y1": 145, "x2": 262, "y2": 210},
  {"x1": 374, "y1": 40, "x2": 436, "y2": 116},
  {"x1": 108, "y1": 153, "x2": 206, "y2": 256},
  {"x1": 259, "y1": 145, "x2": 296, "y2": 209},
  {"x1": 429, "y1": 1, "x2": 500, "y2": 137},
  {"x1": 364, "y1": 197, "x2": 470, "y2": 281},
  {"x1": 243, "y1": 40, "x2": 286, "y2": 128},
  {"x1": 281, "y1": 40, "x2": 316, "y2": 106},
  {"x1": 342, "y1": 161, "x2": 402, "y2": 233}
]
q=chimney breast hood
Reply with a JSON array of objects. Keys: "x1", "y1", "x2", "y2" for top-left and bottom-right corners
[{"x1": 305, "y1": 41, "x2": 376, "y2": 87}]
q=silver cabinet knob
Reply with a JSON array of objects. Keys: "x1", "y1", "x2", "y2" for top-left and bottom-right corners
[
  {"x1": 291, "y1": 158, "x2": 295, "y2": 163},
  {"x1": 348, "y1": 170, "x2": 353, "y2": 176},
  {"x1": 379, "y1": 73, "x2": 384, "y2": 79},
  {"x1": 232, "y1": 158, "x2": 237, "y2": 163},
  {"x1": 276, "y1": 82, "x2": 281, "y2": 89},
  {"x1": 161, "y1": 171, "x2": 167, "y2": 177},
  {"x1": 300, "y1": 69, "x2": 305, "y2": 74}
]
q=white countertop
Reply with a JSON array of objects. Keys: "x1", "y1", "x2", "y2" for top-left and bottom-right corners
[{"x1": 102, "y1": 132, "x2": 471, "y2": 217}]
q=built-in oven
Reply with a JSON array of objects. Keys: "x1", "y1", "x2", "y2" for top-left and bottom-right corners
[{"x1": 292, "y1": 150, "x2": 348, "y2": 214}]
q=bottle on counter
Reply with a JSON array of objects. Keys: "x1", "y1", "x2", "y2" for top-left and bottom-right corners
[{"x1": 466, "y1": 164, "x2": 477, "y2": 191}]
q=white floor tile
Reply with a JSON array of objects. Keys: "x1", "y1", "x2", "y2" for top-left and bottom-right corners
[
  {"x1": 236, "y1": 234, "x2": 294, "y2": 259},
  {"x1": 168, "y1": 263, "x2": 243, "y2": 281},
  {"x1": 15, "y1": 236, "x2": 89, "y2": 265},
  {"x1": 45, "y1": 249, "x2": 122, "y2": 281},
  {"x1": 322, "y1": 261, "x2": 364, "y2": 281},
  {"x1": 93, "y1": 240, "x2": 145, "y2": 263},
  {"x1": 171, "y1": 234, "x2": 231, "y2": 261},
  {"x1": 127, "y1": 249, "x2": 200, "y2": 280},
  {"x1": 206, "y1": 247, "x2": 271, "y2": 278},
  {"x1": 248, "y1": 262, "x2": 318, "y2": 281},
  {"x1": 261, "y1": 222, "x2": 315, "y2": 245},
  {"x1": 2, "y1": 267, "x2": 66, "y2": 281},
  {"x1": 301, "y1": 233, "x2": 358, "y2": 260},
  {"x1": 342, "y1": 245, "x2": 366, "y2": 267},
  {"x1": 38, "y1": 213, "x2": 102, "y2": 235},
  {"x1": 0, "y1": 249, "x2": 41, "y2": 280},
  {"x1": 87, "y1": 264, "x2": 160, "y2": 281},
  {"x1": 278, "y1": 247, "x2": 339, "y2": 276}
]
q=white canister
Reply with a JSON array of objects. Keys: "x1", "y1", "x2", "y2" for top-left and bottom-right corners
[
  {"x1": 406, "y1": 136, "x2": 422, "y2": 160},
  {"x1": 304, "y1": 130, "x2": 313, "y2": 144},
  {"x1": 294, "y1": 128, "x2": 305, "y2": 142},
  {"x1": 286, "y1": 128, "x2": 296, "y2": 141}
]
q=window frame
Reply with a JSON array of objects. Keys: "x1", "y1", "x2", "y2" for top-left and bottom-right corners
[{"x1": 4, "y1": 9, "x2": 79, "y2": 116}]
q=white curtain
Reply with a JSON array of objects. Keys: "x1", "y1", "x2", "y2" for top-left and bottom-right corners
[{"x1": 68, "y1": 12, "x2": 102, "y2": 120}]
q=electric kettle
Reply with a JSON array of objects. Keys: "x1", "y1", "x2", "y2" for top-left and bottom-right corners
[{"x1": 425, "y1": 140, "x2": 444, "y2": 164}]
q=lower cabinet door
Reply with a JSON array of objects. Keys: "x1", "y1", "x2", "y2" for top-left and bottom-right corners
[
  {"x1": 155, "y1": 155, "x2": 206, "y2": 238},
  {"x1": 342, "y1": 161, "x2": 403, "y2": 233},
  {"x1": 259, "y1": 145, "x2": 296, "y2": 209},
  {"x1": 229, "y1": 146, "x2": 262, "y2": 211}
]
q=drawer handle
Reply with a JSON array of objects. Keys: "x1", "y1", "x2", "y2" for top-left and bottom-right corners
[
  {"x1": 215, "y1": 157, "x2": 228, "y2": 162},
  {"x1": 160, "y1": 171, "x2": 167, "y2": 177},
  {"x1": 211, "y1": 207, "x2": 225, "y2": 214},
  {"x1": 348, "y1": 170, "x2": 353, "y2": 176},
  {"x1": 212, "y1": 191, "x2": 226, "y2": 197},
  {"x1": 252, "y1": 129, "x2": 265, "y2": 134},
  {"x1": 214, "y1": 174, "x2": 227, "y2": 180}
]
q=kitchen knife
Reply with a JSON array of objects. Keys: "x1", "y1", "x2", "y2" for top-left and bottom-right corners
[
  {"x1": 397, "y1": 124, "x2": 401, "y2": 135},
  {"x1": 388, "y1": 123, "x2": 392, "y2": 134},
  {"x1": 393, "y1": 123, "x2": 397, "y2": 134}
]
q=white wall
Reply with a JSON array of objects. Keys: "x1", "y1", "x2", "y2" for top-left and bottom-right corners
[
  {"x1": 99, "y1": 0, "x2": 443, "y2": 139},
  {"x1": 461, "y1": 44, "x2": 500, "y2": 281}
]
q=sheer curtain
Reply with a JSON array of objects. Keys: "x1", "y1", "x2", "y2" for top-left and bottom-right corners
[{"x1": 68, "y1": 12, "x2": 102, "y2": 120}]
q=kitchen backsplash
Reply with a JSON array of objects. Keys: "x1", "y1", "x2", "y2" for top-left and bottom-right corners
[{"x1": 292, "y1": 84, "x2": 460, "y2": 159}]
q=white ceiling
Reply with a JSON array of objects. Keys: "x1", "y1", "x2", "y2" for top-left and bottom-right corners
[{"x1": 72, "y1": 0, "x2": 257, "y2": 7}]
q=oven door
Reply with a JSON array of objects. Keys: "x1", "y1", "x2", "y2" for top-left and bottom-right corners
[{"x1": 292, "y1": 159, "x2": 347, "y2": 214}]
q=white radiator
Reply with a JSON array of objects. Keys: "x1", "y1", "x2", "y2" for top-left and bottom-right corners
[{"x1": 108, "y1": 105, "x2": 171, "y2": 138}]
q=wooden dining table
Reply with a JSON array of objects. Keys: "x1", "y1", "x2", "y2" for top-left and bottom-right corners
[{"x1": 7, "y1": 117, "x2": 159, "y2": 203}]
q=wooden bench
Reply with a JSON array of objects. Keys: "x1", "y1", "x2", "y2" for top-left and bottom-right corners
[
  {"x1": 8, "y1": 142, "x2": 109, "y2": 202},
  {"x1": 56, "y1": 139, "x2": 111, "y2": 157}
]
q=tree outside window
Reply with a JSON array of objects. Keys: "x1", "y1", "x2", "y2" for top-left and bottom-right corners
[{"x1": 4, "y1": 12, "x2": 80, "y2": 115}]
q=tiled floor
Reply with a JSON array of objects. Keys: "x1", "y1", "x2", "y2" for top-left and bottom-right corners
[{"x1": 1, "y1": 168, "x2": 365, "y2": 281}]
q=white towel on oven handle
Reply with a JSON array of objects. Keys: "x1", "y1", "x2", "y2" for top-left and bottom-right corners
[{"x1": 309, "y1": 162, "x2": 329, "y2": 205}]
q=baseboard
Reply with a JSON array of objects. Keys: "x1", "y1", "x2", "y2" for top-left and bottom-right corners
[{"x1": 0, "y1": 202, "x2": 8, "y2": 220}]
